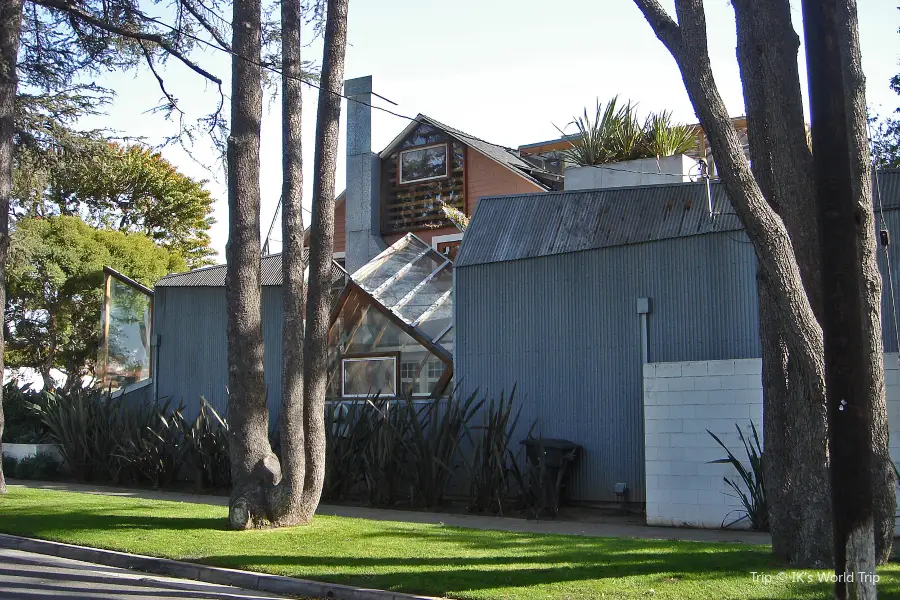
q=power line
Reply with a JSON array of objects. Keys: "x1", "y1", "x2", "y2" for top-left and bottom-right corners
[
  {"x1": 869, "y1": 129, "x2": 900, "y2": 357},
  {"x1": 146, "y1": 13, "x2": 703, "y2": 181}
]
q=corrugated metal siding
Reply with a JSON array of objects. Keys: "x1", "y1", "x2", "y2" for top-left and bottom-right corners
[
  {"x1": 156, "y1": 253, "x2": 345, "y2": 287},
  {"x1": 153, "y1": 286, "x2": 285, "y2": 423},
  {"x1": 875, "y1": 206, "x2": 900, "y2": 353},
  {"x1": 455, "y1": 231, "x2": 760, "y2": 504},
  {"x1": 457, "y1": 182, "x2": 742, "y2": 267}
]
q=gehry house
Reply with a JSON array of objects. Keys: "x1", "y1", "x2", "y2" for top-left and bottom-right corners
[
  {"x1": 97, "y1": 234, "x2": 455, "y2": 419},
  {"x1": 328, "y1": 234, "x2": 454, "y2": 400}
]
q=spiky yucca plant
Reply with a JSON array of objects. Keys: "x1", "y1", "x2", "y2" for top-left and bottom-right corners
[{"x1": 560, "y1": 97, "x2": 699, "y2": 166}]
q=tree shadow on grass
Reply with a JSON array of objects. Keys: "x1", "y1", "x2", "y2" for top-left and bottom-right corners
[{"x1": 0, "y1": 508, "x2": 228, "y2": 535}]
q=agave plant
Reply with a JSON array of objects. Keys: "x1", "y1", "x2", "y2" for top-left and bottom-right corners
[
  {"x1": 707, "y1": 422, "x2": 768, "y2": 531},
  {"x1": 466, "y1": 388, "x2": 521, "y2": 515},
  {"x1": 404, "y1": 391, "x2": 483, "y2": 508},
  {"x1": 643, "y1": 111, "x2": 699, "y2": 159},
  {"x1": 559, "y1": 97, "x2": 699, "y2": 166}
]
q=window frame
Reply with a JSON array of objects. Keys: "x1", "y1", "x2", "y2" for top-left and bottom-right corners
[
  {"x1": 339, "y1": 352, "x2": 401, "y2": 399},
  {"x1": 99, "y1": 267, "x2": 154, "y2": 392},
  {"x1": 398, "y1": 143, "x2": 449, "y2": 186}
]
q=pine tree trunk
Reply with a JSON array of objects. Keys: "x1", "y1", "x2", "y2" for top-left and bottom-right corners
[
  {"x1": 835, "y1": 0, "x2": 896, "y2": 565},
  {"x1": 272, "y1": 0, "x2": 308, "y2": 526},
  {"x1": 300, "y1": 0, "x2": 349, "y2": 520},
  {"x1": 732, "y1": 0, "x2": 833, "y2": 567},
  {"x1": 802, "y1": 1, "x2": 893, "y2": 592},
  {"x1": 0, "y1": 0, "x2": 22, "y2": 496},
  {"x1": 226, "y1": 0, "x2": 278, "y2": 529}
]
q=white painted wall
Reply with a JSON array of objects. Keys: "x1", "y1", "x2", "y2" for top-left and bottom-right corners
[
  {"x1": 564, "y1": 155, "x2": 698, "y2": 191},
  {"x1": 644, "y1": 354, "x2": 900, "y2": 532}
]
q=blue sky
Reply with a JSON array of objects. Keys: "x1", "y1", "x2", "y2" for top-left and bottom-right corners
[{"x1": 77, "y1": 0, "x2": 900, "y2": 261}]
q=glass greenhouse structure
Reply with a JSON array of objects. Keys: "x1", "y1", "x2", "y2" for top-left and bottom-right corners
[{"x1": 327, "y1": 234, "x2": 454, "y2": 400}]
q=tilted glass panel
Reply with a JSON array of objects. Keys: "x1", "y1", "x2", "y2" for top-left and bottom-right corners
[
  {"x1": 375, "y1": 252, "x2": 446, "y2": 311},
  {"x1": 327, "y1": 288, "x2": 438, "y2": 399},
  {"x1": 416, "y1": 292, "x2": 452, "y2": 343},
  {"x1": 436, "y1": 326, "x2": 454, "y2": 354},
  {"x1": 395, "y1": 265, "x2": 453, "y2": 326},
  {"x1": 101, "y1": 276, "x2": 152, "y2": 391},
  {"x1": 353, "y1": 236, "x2": 430, "y2": 293}
]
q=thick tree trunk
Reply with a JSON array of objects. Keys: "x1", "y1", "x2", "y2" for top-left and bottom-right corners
[
  {"x1": 732, "y1": 0, "x2": 833, "y2": 567},
  {"x1": 226, "y1": 0, "x2": 278, "y2": 529},
  {"x1": 272, "y1": 0, "x2": 308, "y2": 526},
  {"x1": 835, "y1": 0, "x2": 895, "y2": 565},
  {"x1": 300, "y1": 0, "x2": 349, "y2": 520},
  {"x1": 803, "y1": 2, "x2": 893, "y2": 595},
  {"x1": 0, "y1": 0, "x2": 23, "y2": 496}
]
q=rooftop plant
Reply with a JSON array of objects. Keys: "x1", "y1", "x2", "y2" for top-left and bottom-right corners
[{"x1": 558, "y1": 97, "x2": 699, "y2": 166}]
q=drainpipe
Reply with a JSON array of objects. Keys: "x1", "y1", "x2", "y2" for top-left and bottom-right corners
[{"x1": 636, "y1": 297, "x2": 651, "y2": 365}]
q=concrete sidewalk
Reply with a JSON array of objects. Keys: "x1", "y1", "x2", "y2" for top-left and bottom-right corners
[{"x1": 11, "y1": 480, "x2": 770, "y2": 545}]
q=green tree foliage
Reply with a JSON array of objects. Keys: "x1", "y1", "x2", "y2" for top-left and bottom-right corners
[
  {"x1": 872, "y1": 75, "x2": 900, "y2": 169},
  {"x1": 5, "y1": 215, "x2": 183, "y2": 386},
  {"x1": 12, "y1": 91, "x2": 217, "y2": 267},
  {"x1": 45, "y1": 143, "x2": 215, "y2": 267}
]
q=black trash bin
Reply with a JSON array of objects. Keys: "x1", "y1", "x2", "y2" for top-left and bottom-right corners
[{"x1": 520, "y1": 438, "x2": 582, "y2": 517}]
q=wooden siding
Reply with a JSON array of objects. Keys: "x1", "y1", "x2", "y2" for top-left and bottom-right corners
[{"x1": 380, "y1": 123, "x2": 466, "y2": 234}]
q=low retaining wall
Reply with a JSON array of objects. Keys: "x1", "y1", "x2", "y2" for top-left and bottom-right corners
[{"x1": 643, "y1": 354, "x2": 900, "y2": 532}]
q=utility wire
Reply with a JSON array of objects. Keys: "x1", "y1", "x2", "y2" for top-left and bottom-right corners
[
  {"x1": 868, "y1": 123, "x2": 900, "y2": 357},
  {"x1": 146, "y1": 13, "x2": 704, "y2": 181}
]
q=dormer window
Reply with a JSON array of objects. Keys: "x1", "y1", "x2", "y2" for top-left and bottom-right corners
[{"x1": 399, "y1": 143, "x2": 448, "y2": 184}]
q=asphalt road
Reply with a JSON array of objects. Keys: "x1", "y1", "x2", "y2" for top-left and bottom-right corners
[{"x1": 0, "y1": 548, "x2": 293, "y2": 599}]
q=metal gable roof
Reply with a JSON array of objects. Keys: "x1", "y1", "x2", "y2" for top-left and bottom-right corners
[
  {"x1": 455, "y1": 180, "x2": 744, "y2": 267},
  {"x1": 156, "y1": 251, "x2": 346, "y2": 287}
]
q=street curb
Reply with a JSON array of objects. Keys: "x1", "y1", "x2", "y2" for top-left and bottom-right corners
[{"x1": 0, "y1": 533, "x2": 441, "y2": 600}]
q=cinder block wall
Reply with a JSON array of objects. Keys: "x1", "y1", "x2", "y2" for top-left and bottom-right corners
[{"x1": 644, "y1": 354, "x2": 900, "y2": 531}]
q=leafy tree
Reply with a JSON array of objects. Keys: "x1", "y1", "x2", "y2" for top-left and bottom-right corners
[
  {"x1": 0, "y1": 0, "x2": 230, "y2": 494},
  {"x1": 33, "y1": 142, "x2": 215, "y2": 267},
  {"x1": 5, "y1": 215, "x2": 183, "y2": 388}
]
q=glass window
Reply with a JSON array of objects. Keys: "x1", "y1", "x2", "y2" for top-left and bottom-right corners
[
  {"x1": 100, "y1": 273, "x2": 152, "y2": 391},
  {"x1": 375, "y1": 252, "x2": 447, "y2": 310},
  {"x1": 327, "y1": 288, "x2": 438, "y2": 399},
  {"x1": 354, "y1": 236, "x2": 425, "y2": 292},
  {"x1": 342, "y1": 356, "x2": 397, "y2": 398},
  {"x1": 399, "y1": 144, "x2": 448, "y2": 184},
  {"x1": 416, "y1": 292, "x2": 452, "y2": 343},
  {"x1": 396, "y1": 265, "x2": 452, "y2": 326}
]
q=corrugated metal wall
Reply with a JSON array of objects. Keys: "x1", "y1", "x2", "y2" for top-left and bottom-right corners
[
  {"x1": 876, "y1": 207, "x2": 900, "y2": 353},
  {"x1": 455, "y1": 231, "x2": 760, "y2": 504},
  {"x1": 153, "y1": 286, "x2": 285, "y2": 423}
]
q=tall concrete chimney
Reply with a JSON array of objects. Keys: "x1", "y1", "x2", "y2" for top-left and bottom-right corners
[{"x1": 344, "y1": 76, "x2": 384, "y2": 274}]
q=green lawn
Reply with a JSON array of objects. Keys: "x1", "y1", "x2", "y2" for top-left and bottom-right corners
[{"x1": 0, "y1": 488, "x2": 898, "y2": 599}]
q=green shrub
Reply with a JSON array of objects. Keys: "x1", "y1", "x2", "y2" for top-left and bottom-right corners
[
  {"x1": 2, "y1": 381, "x2": 50, "y2": 443},
  {"x1": 2, "y1": 453, "x2": 17, "y2": 478},
  {"x1": 559, "y1": 97, "x2": 698, "y2": 167},
  {"x1": 15, "y1": 453, "x2": 60, "y2": 481},
  {"x1": 467, "y1": 389, "x2": 521, "y2": 515},
  {"x1": 404, "y1": 392, "x2": 482, "y2": 508}
]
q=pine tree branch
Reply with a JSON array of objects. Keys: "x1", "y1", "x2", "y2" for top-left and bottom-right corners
[{"x1": 29, "y1": 0, "x2": 222, "y2": 85}]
